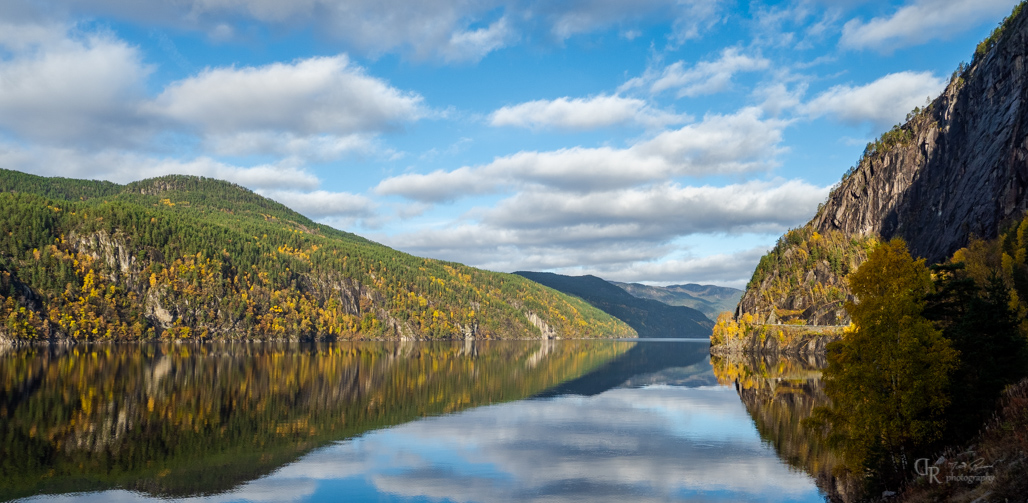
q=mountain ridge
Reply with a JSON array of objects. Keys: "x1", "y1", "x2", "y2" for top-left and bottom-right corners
[
  {"x1": 734, "y1": 2, "x2": 1028, "y2": 328},
  {"x1": 0, "y1": 169, "x2": 634, "y2": 342},
  {"x1": 610, "y1": 281, "x2": 742, "y2": 319},
  {"x1": 513, "y1": 271, "x2": 714, "y2": 338}
]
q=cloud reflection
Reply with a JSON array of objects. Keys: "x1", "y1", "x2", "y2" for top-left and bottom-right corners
[
  {"x1": 256, "y1": 385, "x2": 823, "y2": 502},
  {"x1": 23, "y1": 367, "x2": 824, "y2": 503}
]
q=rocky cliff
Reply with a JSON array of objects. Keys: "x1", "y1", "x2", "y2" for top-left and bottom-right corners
[{"x1": 736, "y1": 3, "x2": 1028, "y2": 327}]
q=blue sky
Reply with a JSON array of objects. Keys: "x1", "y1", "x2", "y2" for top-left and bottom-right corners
[{"x1": 0, "y1": 0, "x2": 1018, "y2": 288}]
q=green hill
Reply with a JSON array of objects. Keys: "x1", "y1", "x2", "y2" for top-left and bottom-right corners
[
  {"x1": 514, "y1": 271, "x2": 713, "y2": 338},
  {"x1": 0, "y1": 169, "x2": 634, "y2": 342},
  {"x1": 611, "y1": 282, "x2": 742, "y2": 319}
]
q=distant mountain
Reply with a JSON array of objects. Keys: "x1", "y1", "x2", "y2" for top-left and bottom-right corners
[
  {"x1": 514, "y1": 271, "x2": 713, "y2": 338},
  {"x1": 0, "y1": 169, "x2": 634, "y2": 342},
  {"x1": 611, "y1": 282, "x2": 742, "y2": 319}
]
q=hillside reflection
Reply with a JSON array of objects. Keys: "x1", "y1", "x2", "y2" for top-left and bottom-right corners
[
  {"x1": 711, "y1": 352, "x2": 861, "y2": 502},
  {"x1": 0, "y1": 340, "x2": 630, "y2": 501}
]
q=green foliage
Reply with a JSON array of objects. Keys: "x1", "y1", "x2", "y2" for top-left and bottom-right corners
[
  {"x1": 928, "y1": 271, "x2": 1028, "y2": 441},
  {"x1": 745, "y1": 226, "x2": 876, "y2": 324},
  {"x1": 975, "y1": 1, "x2": 1025, "y2": 59},
  {"x1": 0, "y1": 169, "x2": 634, "y2": 341},
  {"x1": 862, "y1": 124, "x2": 914, "y2": 161},
  {"x1": 808, "y1": 239, "x2": 959, "y2": 486}
]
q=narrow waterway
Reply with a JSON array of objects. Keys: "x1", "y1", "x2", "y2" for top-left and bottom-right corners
[{"x1": 0, "y1": 340, "x2": 834, "y2": 502}]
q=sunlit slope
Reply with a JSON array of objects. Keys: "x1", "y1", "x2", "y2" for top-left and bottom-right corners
[{"x1": 0, "y1": 169, "x2": 634, "y2": 341}]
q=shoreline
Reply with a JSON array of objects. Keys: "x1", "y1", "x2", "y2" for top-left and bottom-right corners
[{"x1": 0, "y1": 334, "x2": 663, "y2": 348}]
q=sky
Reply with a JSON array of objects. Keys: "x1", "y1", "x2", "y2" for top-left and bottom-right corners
[{"x1": 0, "y1": 0, "x2": 1019, "y2": 289}]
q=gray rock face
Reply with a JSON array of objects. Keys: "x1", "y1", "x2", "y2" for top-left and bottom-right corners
[
  {"x1": 737, "y1": 8, "x2": 1028, "y2": 326},
  {"x1": 812, "y1": 20, "x2": 1028, "y2": 263}
]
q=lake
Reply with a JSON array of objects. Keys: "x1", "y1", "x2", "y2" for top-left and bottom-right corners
[{"x1": 0, "y1": 340, "x2": 839, "y2": 502}]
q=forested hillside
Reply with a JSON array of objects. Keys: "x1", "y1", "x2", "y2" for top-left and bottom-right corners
[
  {"x1": 513, "y1": 271, "x2": 713, "y2": 338},
  {"x1": 0, "y1": 170, "x2": 634, "y2": 342}
]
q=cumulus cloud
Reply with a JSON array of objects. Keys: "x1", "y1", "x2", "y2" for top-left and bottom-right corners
[
  {"x1": 489, "y1": 95, "x2": 685, "y2": 130},
  {"x1": 20, "y1": 0, "x2": 728, "y2": 62},
  {"x1": 484, "y1": 180, "x2": 827, "y2": 233},
  {"x1": 150, "y1": 55, "x2": 425, "y2": 157},
  {"x1": 621, "y1": 47, "x2": 771, "y2": 98},
  {"x1": 800, "y1": 71, "x2": 947, "y2": 128},
  {"x1": 15, "y1": 0, "x2": 517, "y2": 62},
  {"x1": 258, "y1": 189, "x2": 377, "y2": 220},
  {"x1": 441, "y1": 17, "x2": 517, "y2": 62},
  {"x1": 0, "y1": 19, "x2": 426, "y2": 177},
  {"x1": 578, "y1": 247, "x2": 773, "y2": 288},
  {"x1": 0, "y1": 144, "x2": 320, "y2": 190},
  {"x1": 204, "y1": 132, "x2": 376, "y2": 161},
  {"x1": 840, "y1": 0, "x2": 1018, "y2": 51},
  {"x1": 378, "y1": 179, "x2": 828, "y2": 283},
  {"x1": 378, "y1": 107, "x2": 785, "y2": 202},
  {"x1": 754, "y1": 82, "x2": 808, "y2": 116},
  {"x1": 540, "y1": 0, "x2": 724, "y2": 43},
  {"x1": 0, "y1": 25, "x2": 153, "y2": 146}
]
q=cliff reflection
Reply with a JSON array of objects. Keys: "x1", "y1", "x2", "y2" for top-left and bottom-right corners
[
  {"x1": 711, "y1": 352, "x2": 860, "y2": 502},
  {"x1": 0, "y1": 339, "x2": 630, "y2": 501}
]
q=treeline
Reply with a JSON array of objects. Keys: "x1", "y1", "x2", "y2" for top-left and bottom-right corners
[
  {"x1": 807, "y1": 224, "x2": 1028, "y2": 497},
  {"x1": 0, "y1": 170, "x2": 633, "y2": 341}
]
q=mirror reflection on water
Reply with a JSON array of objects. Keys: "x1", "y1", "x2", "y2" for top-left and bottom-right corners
[{"x1": 1, "y1": 340, "x2": 840, "y2": 502}]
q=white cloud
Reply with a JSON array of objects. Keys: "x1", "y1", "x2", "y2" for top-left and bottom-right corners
[
  {"x1": 621, "y1": 47, "x2": 771, "y2": 98},
  {"x1": 151, "y1": 55, "x2": 425, "y2": 158},
  {"x1": 484, "y1": 180, "x2": 827, "y2": 233},
  {"x1": 0, "y1": 144, "x2": 320, "y2": 190},
  {"x1": 801, "y1": 71, "x2": 947, "y2": 128},
  {"x1": 31, "y1": 0, "x2": 514, "y2": 62},
  {"x1": 378, "y1": 107, "x2": 786, "y2": 202},
  {"x1": 840, "y1": 0, "x2": 1019, "y2": 51},
  {"x1": 576, "y1": 247, "x2": 772, "y2": 288},
  {"x1": 541, "y1": 0, "x2": 724, "y2": 43},
  {"x1": 205, "y1": 132, "x2": 376, "y2": 161},
  {"x1": 0, "y1": 25, "x2": 153, "y2": 146},
  {"x1": 378, "y1": 179, "x2": 828, "y2": 282},
  {"x1": 23, "y1": 0, "x2": 728, "y2": 62},
  {"x1": 441, "y1": 17, "x2": 517, "y2": 62},
  {"x1": 754, "y1": 82, "x2": 808, "y2": 116},
  {"x1": 144, "y1": 54, "x2": 426, "y2": 160},
  {"x1": 258, "y1": 189, "x2": 377, "y2": 219},
  {"x1": 489, "y1": 95, "x2": 686, "y2": 130}
]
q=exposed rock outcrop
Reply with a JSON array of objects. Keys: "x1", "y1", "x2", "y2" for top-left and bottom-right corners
[{"x1": 735, "y1": 5, "x2": 1028, "y2": 329}]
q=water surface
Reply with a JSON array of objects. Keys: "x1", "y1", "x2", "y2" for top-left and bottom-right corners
[{"x1": 1, "y1": 340, "x2": 832, "y2": 502}]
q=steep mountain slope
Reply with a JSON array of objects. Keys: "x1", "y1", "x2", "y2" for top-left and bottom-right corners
[
  {"x1": 611, "y1": 282, "x2": 742, "y2": 319},
  {"x1": 514, "y1": 271, "x2": 713, "y2": 338},
  {"x1": 737, "y1": 3, "x2": 1028, "y2": 326},
  {"x1": 0, "y1": 170, "x2": 634, "y2": 342}
]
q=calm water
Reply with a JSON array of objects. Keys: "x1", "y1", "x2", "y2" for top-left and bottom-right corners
[{"x1": 0, "y1": 340, "x2": 835, "y2": 502}]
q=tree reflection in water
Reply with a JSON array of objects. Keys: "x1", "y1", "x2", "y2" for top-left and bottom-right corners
[
  {"x1": 711, "y1": 352, "x2": 862, "y2": 503},
  {"x1": 0, "y1": 340, "x2": 630, "y2": 501}
]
